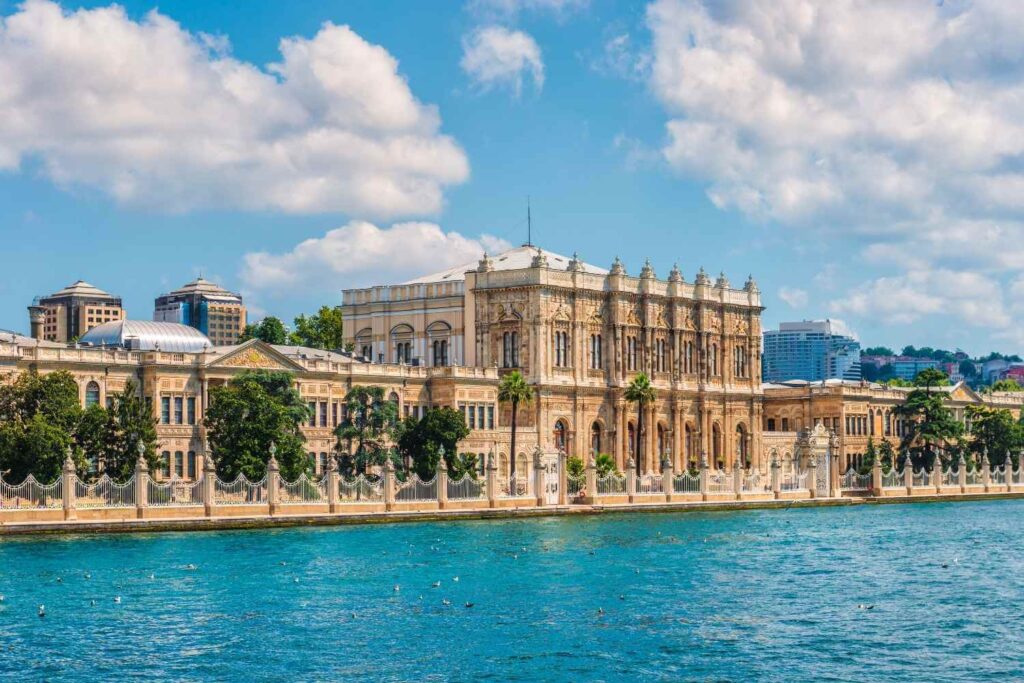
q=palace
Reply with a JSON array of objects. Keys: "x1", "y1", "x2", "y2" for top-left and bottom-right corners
[{"x1": 341, "y1": 244, "x2": 766, "y2": 473}]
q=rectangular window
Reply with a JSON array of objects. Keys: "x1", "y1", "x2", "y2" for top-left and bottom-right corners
[
  {"x1": 320, "y1": 401, "x2": 328, "y2": 428},
  {"x1": 174, "y1": 451, "x2": 184, "y2": 478},
  {"x1": 477, "y1": 406, "x2": 485, "y2": 429},
  {"x1": 781, "y1": 418, "x2": 789, "y2": 431},
  {"x1": 174, "y1": 397, "x2": 183, "y2": 424},
  {"x1": 332, "y1": 402, "x2": 339, "y2": 427},
  {"x1": 187, "y1": 397, "x2": 196, "y2": 425},
  {"x1": 487, "y1": 406, "x2": 495, "y2": 429},
  {"x1": 767, "y1": 418, "x2": 776, "y2": 431},
  {"x1": 308, "y1": 402, "x2": 316, "y2": 427},
  {"x1": 468, "y1": 404, "x2": 476, "y2": 429},
  {"x1": 162, "y1": 451, "x2": 171, "y2": 478},
  {"x1": 161, "y1": 397, "x2": 170, "y2": 424},
  {"x1": 187, "y1": 451, "x2": 196, "y2": 479}
]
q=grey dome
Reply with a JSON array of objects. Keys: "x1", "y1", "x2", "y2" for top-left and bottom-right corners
[{"x1": 80, "y1": 320, "x2": 212, "y2": 353}]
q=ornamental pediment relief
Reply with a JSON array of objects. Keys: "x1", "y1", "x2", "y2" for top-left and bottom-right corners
[
  {"x1": 208, "y1": 342, "x2": 305, "y2": 372},
  {"x1": 495, "y1": 302, "x2": 523, "y2": 321},
  {"x1": 626, "y1": 307, "x2": 642, "y2": 326},
  {"x1": 552, "y1": 304, "x2": 572, "y2": 322}
]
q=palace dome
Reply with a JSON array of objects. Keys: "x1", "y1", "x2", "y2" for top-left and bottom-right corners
[{"x1": 80, "y1": 320, "x2": 212, "y2": 353}]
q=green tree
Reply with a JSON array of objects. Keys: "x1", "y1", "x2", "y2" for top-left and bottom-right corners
[
  {"x1": 965, "y1": 405, "x2": 1023, "y2": 468},
  {"x1": 863, "y1": 347, "x2": 895, "y2": 356},
  {"x1": 860, "y1": 437, "x2": 877, "y2": 474},
  {"x1": 336, "y1": 386, "x2": 399, "y2": 475},
  {"x1": 595, "y1": 453, "x2": 618, "y2": 478},
  {"x1": 0, "y1": 414, "x2": 77, "y2": 484},
  {"x1": 238, "y1": 316, "x2": 288, "y2": 345},
  {"x1": 894, "y1": 388, "x2": 963, "y2": 468},
  {"x1": 960, "y1": 361, "x2": 978, "y2": 379},
  {"x1": 205, "y1": 371, "x2": 310, "y2": 481},
  {"x1": 990, "y1": 379, "x2": 1024, "y2": 393},
  {"x1": 449, "y1": 453, "x2": 479, "y2": 480},
  {"x1": 913, "y1": 367, "x2": 950, "y2": 387},
  {"x1": 498, "y1": 370, "x2": 533, "y2": 483},
  {"x1": 624, "y1": 372, "x2": 656, "y2": 476},
  {"x1": 289, "y1": 306, "x2": 345, "y2": 350},
  {"x1": 885, "y1": 377, "x2": 912, "y2": 387},
  {"x1": 98, "y1": 382, "x2": 161, "y2": 480},
  {"x1": 396, "y1": 407, "x2": 470, "y2": 479},
  {"x1": 566, "y1": 455, "x2": 585, "y2": 478},
  {"x1": 878, "y1": 440, "x2": 896, "y2": 470}
]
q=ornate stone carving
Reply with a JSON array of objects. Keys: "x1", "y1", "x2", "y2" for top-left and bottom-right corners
[{"x1": 221, "y1": 348, "x2": 282, "y2": 369}]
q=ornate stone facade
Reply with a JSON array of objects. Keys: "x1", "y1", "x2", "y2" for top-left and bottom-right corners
[{"x1": 343, "y1": 245, "x2": 766, "y2": 473}]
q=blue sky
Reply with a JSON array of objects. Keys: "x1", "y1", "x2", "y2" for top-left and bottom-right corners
[{"x1": 0, "y1": 0, "x2": 1022, "y2": 356}]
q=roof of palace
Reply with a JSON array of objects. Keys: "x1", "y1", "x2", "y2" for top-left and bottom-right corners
[
  {"x1": 80, "y1": 320, "x2": 212, "y2": 353},
  {"x1": 401, "y1": 245, "x2": 607, "y2": 284},
  {"x1": 0, "y1": 329, "x2": 64, "y2": 348},
  {"x1": 42, "y1": 280, "x2": 120, "y2": 301}
]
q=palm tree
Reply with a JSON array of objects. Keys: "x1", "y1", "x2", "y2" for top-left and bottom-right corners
[
  {"x1": 624, "y1": 372, "x2": 656, "y2": 477},
  {"x1": 498, "y1": 370, "x2": 533, "y2": 485}
]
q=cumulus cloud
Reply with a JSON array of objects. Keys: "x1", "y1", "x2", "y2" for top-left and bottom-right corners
[
  {"x1": 0, "y1": 0, "x2": 468, "y2": 215},
  {"x1": 467, "y1": 0, "x2": 589, "y2": 21},
  {"x1": 777, "y1": 286, "x2": 808, "y2": 309},
  {"x1": 241, "y1": 221, "x2": 511, "y2": 292},
  {"x1": 461, "y1": 26, "x2": 544, "y2": 95},
  {"x1": 645, "y1": 0, "x2": 1024, "y2": 340},
  {"x1": 830, "y1": 270, "x2": 1009, "y2": 329}
]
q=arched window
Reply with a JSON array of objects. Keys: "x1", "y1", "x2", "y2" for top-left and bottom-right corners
[
  {"x1": 685, "y1": 424, "x2": 696, "y2": 466},
  {"x1": 712, "y1": 423, "x2": 723, "y2": 469},
  {"x1": 85, "y1": 381, "x2": 100, "y2": 408},
  {"x1": 553, "y1": 331, "x2": 570, "y2": 368},
  {"x1": 554, "y1": 420, "x2": 568, "y2": 451},
  {"x1": 591, "y1": 422, "x2": 602, "y2": 455},
  {"x1": 736, "y1": 424, "x2": 749, "y2": 468},
  {"x1": 590, "y1": 334, "x2": 603, "y2": 369},
  {"x1": 686, "y1": 341, "x2": 695, "y2": 373},
  {"x1": 502, "y1": 331, "x2": 519, "y2": 368},
  {"x1": 657, "y1": 424, "x2": 666, "y2": 461},
  {"x1": 710, "y1": 343, "x2": 719, "y2": 376}
]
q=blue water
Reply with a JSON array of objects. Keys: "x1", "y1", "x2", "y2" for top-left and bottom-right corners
[{"x1": 1, "y1": 501, "x2": 1023, "y2": 681}]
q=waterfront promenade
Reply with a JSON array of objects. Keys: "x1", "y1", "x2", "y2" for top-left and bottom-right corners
[{"x1": 3, "y1": 450, "x2": 1023, "y2": 535}]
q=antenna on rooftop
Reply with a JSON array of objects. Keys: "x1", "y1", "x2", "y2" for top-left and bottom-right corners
[{"x1": 526, "y1": 196, "x2": 532, "y2": 247}]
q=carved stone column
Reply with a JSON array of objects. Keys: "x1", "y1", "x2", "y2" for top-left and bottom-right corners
[
  {"x1": 62, "y1": 448, "x2": 76, "y2": 521},
  {"x1": 134, "y1": 441, "x2": 148, "y2": 520}
]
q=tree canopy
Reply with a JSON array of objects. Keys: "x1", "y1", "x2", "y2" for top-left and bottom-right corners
[
  {"x1": 205, "y1": 371, "x2": 310, "y2": 481},
  {"x1": 289, "y1": 306, "x2": 345, "y2": 351},
  {"x1": 894, "y1": 388, "x2": 963, "y2": 468},
  {"x1": 913, "y1": 367, "x2": 950, "y2": 388},
  {"x1": 73, "y1": 381, "x2": 160, "y2": 480},
  {"x1": 335, "y1": 386, "x2": 399, "y2": 474},
  {"x1": 990, "y1": 379, "x2": 1024, "y2": 393},
  {"x1": 498, "y1": 370, "x2": 532, "y2": 480},
  {"x1": 239, "y1": 317, "x2": 289, "y2": 345},
  {"x1": 396, "y1": 407, "x2": 470, "y2": 479},
  {"x1": 964, "y1": 405, "x2": 1024, "y2": 468}
]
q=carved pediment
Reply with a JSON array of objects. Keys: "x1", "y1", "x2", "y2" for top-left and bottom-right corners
[
  {"x1": 552, "y1": 304, "x2": 572, "y2": 322},
  {"x1": 734, "y1": 318, "x2": 749, "y2": 335},
  {"x1": 221, "y1": 348, "x2": 286, "y2": 369},
  {"x1": 208, "y1": 341, "x2": 306, "y2": 372},
  {"x1": 626, "y1": 307, "x2": 642, "y2": 326}
]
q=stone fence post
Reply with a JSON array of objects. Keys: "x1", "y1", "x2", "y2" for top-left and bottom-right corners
[
  {"x1": 733, "y1": 463, "x2": 743, "y2": 501},
  {"x1": 266, "y1": 445, "x2": 280, "y2": 516},
  {"x1": 533, "y1": 449, "x2": 546, "y2": 507},
  {"x1": 930, "y1": 453, "x2": 942, "y2": 492},
  {"x1": 437, "y1": 457, "x2": 449, "y2": 510},
  {"x1": 62, "y1": 448, "x2": 76, "y2": 521},
  {"x1": 699, "y1": 458, "x2": 710, "y2": 502},
  {"x1": 807, "y1": 458, "x2": 818, "y2": 499},
  {"x1": 958, "y1": 454, "x2": 967, "y2": 493},
  {"x1": 1005, "y1": 453, "x2": 1013, "y2": 493},
  {"x1": 384, "y1": 459, "x2": 396, "y2": 511},
  {"x1": 486, "y1": 452, "x2": 498, "y2": 509},
  {"x1": 982, "y1": 450, "x2": 992, "y2": 493},
  {"x1": 557, "y1": 449, "x2": 568, "y2": 506},
  {"x1": 134, "y1": 443, "x2": 148, "y2": 520},
  {"x1": 584, "y1": 456, "x2": 597, "y2": 505},
  {"x1": 871, "y1": 457, "x2": 882, "y2": 497},
  {"x1": 626, "y1": 457, "x2": 637, "y2": 503},
  {"x1": 903, "y1": 456, "x2": 914, "y2": 495},
  {"x1": 326, "y1": 455, "x2": 340, "y2": 513},
  {"x1": 202, "y1": 457, "x2": 216, "y2": 517},
  {"x1": 771, "y1": 457, "x2": 781, "y2": 500},
  {"x1": 662, "y1": 458, "x2": 675, "y2": 503}
]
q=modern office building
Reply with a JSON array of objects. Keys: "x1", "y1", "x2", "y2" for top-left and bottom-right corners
[
  {"x1": 762, "y1": 320, "x2": 861, "y2": 383},
  {"x1": 28, "y1": 280, "x2": 125, "y2": 343},
  {"x1": 153, "y1": 278, "x2": 247, "y2": 347},
  {"x1": 890, "y1": 357, "x2": 940, "y2": 382}
]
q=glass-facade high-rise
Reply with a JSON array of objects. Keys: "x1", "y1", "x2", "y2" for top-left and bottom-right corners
[{"x1": 762, "y1": 320, "x2": 861, "y2": 383}]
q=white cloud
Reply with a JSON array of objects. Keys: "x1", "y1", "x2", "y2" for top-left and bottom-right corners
[
  {"x1": 467, "y1": 0, "x2": 589, "y2": 21},
  {"x1": 241, "y1": 221, "x2": 512, "y2": 293},
  {"x1": 831, "y1": 270, "x2": 1009, "y2": 329},
  {"x1": 591, "y1": 32, "x2": 650, "y2": 81},
  {"x1": 777, "y1": 286, "x2": 807, "y2": 309},
  {"x1": 0, "y1": 0, "x2": 468, "y2": 216},
  {"x1": 461, "y1": 26, "x2": 544, "y2": 95}
]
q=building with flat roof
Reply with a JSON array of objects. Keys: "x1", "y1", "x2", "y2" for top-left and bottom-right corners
[
  {"x1": 890, "y1": 357, "x2": 939, "y2": 381},
  {"x1": 762, "y1": 320, "x2": 861, "y2": 383},
  {"x1": 28, "y1": 280, "x2": 124, "y2": 343},
  {"x1": 153, "y1": 278, "x2": 246, "y2": 347}
]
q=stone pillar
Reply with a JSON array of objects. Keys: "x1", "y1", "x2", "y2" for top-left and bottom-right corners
[
  {"x1": 699, "y1": 453, "x2": 710, "y2": 502},
  {"x1": 626, "y1": 457, "x2": 637, "y2": 503},
  {"x1": 584, "y1": 454, "x2": 597, "y2": 504},
  {"x1": 202, "y1": 456, "x2": 216, "y2": 517},
  {"x1": 557, "y1": 449, "x2": 568, "y2": 506},
  {"x1": 829, "y1": 434, "x2": 841, "y2": 498},
  {"x1": 771, "y1": 456, "x2": 781, "y2": 500},
  {"x1": 486, "y1": 452, "x2": 498, "y2": 509},
  {"x1": 327, "y1": 454, "x2": 340, "y2": 513},
  {"x1": 733, "y1": 462, "x2": 743, "y2": 501},
  {"x1": 930, "y1": 454, "x2": 942, "y2": 492},
  {"x1": 134, "y1": 442, "x2": 148, "y2": 520},
  {"x1": 958, "y1": 453, "x2": 967, "y2": 493},
  {"x1": 1005, "y1": 453, "x2": 1013, "y2": 493},
  {"x1": 266, "y1": 444, "x2": 280, "y2": 516},
  {"x1": 437, "y1": 454, "x2": 449, "y2": 509},
  {"x1": 871, "y1": 456, "x2": 882, "y2": 497},
  {"x1": 982, "y1": 450, "x2": 992, "y2": 493},
  {"x1": 662, "y1": 456, "x2": 675, "y2": 503},
  {"x1": 62, "y1": 448, "x2": 76, "y2": 521},
  {"x1": 903, "y1": 455, "x2": 914, "y2": 495},
  {"x1": 807, "y1": 457, "x2": 818, "y2": 499},
  {"x1": 384, "y1": 459, "x2": 396, "y2": 511},
  {"x1": 533, "y1": 449, "x2": 545, "y2": 507}
]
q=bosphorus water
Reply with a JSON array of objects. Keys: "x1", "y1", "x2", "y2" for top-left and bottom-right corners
[{"x1": 2, "y1": 500, "x2": 1023, "y2": 681}]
